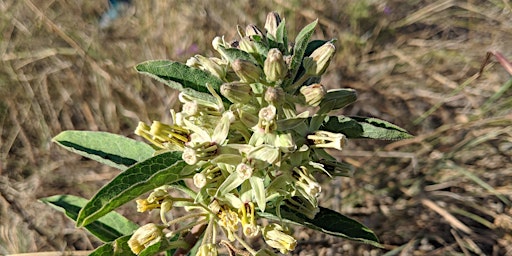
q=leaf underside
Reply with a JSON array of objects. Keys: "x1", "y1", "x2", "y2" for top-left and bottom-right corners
[{"x1": 53, "y1": 130, "x2": 155, "y2": 170}]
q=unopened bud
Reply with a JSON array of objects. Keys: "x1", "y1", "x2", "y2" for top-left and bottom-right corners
[
  {"x1": 303, "y1": 42, "x2": 335, "y2": 76},
  {"x1": 264, "y1": 48, "x2": 287, "y2": 83},
  {"x1": 128, "y1": 224, "x2": 164, "y2": 254},
  {"x1": 300, "y1": 83, "x2": 326, "y2": 106},
  {"x1": 262, "y1": 223, "x2": 296, "y2": 254},
  {"x1": 264, "y1": 12, "x2": 281, "y2": 39},
  {"x1": 231, "y1": 59, "x2": 262, "y2": 83},
  {"x1": 239, "y1": 37, "x2": 258, "y2": 55},
  {"x1": 194, "y1": 55, "x2": 226, "y2": 80},
  {"x1": 264, "y1": 86, "x2": 284, "y2": 103},
  {"x1": 220, "y1": 82, "x2": 253, "y2": 104},
  {"x1": 246, "y1": 24, "x2": 265, "y2": 38}
]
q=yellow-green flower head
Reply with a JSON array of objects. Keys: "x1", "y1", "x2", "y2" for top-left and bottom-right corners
[
  {"x1": 218, "y1": 206, "x2": 240, "y2": 241},
  {"x1": 303, "y1": 42, "x2": 336, "y2": 76},
  {"x1": 257, "y1": 105, "x2": 277, "y2": 133},
  {"x1": 127, "y1": 223, "x2": 164, "y2": 254},
  {"x1": 239, "y1": 202, "x2": 259, "y2": 237},
  {"x1": 236, "y1": 162, "x2": 254, "y2": 180},
  {"x1": 193, "y1": 173, "x2": 207, "y2": 188},
  {"x1": 196, "y1": 243, "x2": 218, "y2": 256},
  {"x1": 262, "y1": 223, "x2": 297, "y2": 254}
]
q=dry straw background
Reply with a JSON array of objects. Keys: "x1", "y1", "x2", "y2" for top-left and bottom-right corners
[{"x1": 1, "y1": 0, "x2": 512, "y2": 255}]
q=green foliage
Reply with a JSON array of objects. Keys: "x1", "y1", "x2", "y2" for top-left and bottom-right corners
[
  {"x1": 40, "y1": 195, "x2": 138, "y2": 242},
  {"x1": 76, "y1": 151, "x2": 190, "y2": 227},
  {"x1": 53, "y1": 131, "x2": 155, "y2": 170},
  {"x1": 261, "y1": 206, "x2": 381, "y2": 247},
  {"x1": 321, "y1": 116, "x2": 413, "y2": 140}
]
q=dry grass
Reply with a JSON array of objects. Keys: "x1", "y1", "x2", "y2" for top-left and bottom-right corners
[{"x1": 1, "y1": 0, "x2": 511, "y2": 255}]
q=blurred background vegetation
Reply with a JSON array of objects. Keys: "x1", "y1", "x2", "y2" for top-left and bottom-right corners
[{"x1": 1, "y1": 0, "x2": 511, "y2": 255}]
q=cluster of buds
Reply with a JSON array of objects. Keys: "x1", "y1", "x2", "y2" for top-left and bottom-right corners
[{"x1": 133, "y1": 12, "x2": 347, "y2": 255}]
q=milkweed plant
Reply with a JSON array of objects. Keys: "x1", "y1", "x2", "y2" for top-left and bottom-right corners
[{"x1": 43, "y1": 12, "x2": 412, "y2": 255}]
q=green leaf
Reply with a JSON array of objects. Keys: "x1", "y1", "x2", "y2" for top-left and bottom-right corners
[
  {"x1": 53, "y1": 131, "x2": 155, "y2": 170},
  {"x1": 261, "y1": 206, "x2": 382, "y2": 247},
  {"x1": 275, "y1": 19, "x2": 288, "y2": 54},
  {"x1": 89, "y1": 234, "x2": 135, "y2": 256},
  {"x1": 321, "y1": 116, "x2": 413, "y2": 140},
  {"x1": 284, "y1": 19, "x2": 318, "y2": 89},
  {"x1": 217, "y1": 46, "x2": 258, "y2": 65},
  {"x1": 318, "y1": 88, "x2": 358, "y2": 114},
  {"x1": 40, "y1": 195, "x2": 138, "y2": 242},
  {"x1": 76, "y1": 151, "x2": 190, "y2": 227},
  {"x1": 136, "y1": 60, "x2": 222, "y2": 102}
]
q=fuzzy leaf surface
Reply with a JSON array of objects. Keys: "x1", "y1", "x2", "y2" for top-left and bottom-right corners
[
  {"x1": 321, "y1": 116, "x2": 413, "y2": 140},
  {"x1": 285, "y1": 19, "x2": 318, "y2": 90},
  {"x1": 40, "y1": 195, "x2": 138, "y2": 242},
  {"x1": 76, "y1": 151, "x2": 188, "y2": 227},
  {"x1": 136, "y1": 60, "x2": 222, "y2": 101},
  {"x1": 53, "y1": 131, "x2": 155, "y2": 170},
  {"x1": 261, "y1": 206, "x2": 381, "y2": 247}
]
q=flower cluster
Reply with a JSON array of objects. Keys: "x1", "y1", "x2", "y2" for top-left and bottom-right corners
[{"x1": 132, "y1": 12, "x2": 350, "y2": 255}]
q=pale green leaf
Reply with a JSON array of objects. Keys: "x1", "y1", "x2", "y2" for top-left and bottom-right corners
[
  {"x1": 284, "y1": 19, "x2": 318, "y2": 90},
  {"x1": 321, "y1": 116, "x2": 413, "y2": 140},
  {"x1": 53, "y1": 131, "x2": 155, "y2": 170},
  {"x1": 40, "y1": 195, "x2": 138, "y2": 242}
]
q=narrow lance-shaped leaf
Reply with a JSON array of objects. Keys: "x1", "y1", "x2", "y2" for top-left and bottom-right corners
[
  {"x1": 53, "y1": 131, "x2": 155, "y2": 170},
  {"x1": 320, "y1": 116, "x2": 413, "y2": 140},
  {"x1": 76, "y1": 151, "x2": 191, "y2": 227},
  {"x1": 136, "y1": 60, "x2": 223, "y2": 102},
  {"x1": 260, "y1": 206, "x2": 382, "y2": 247},
  {"x1": 284, "y1": 19, "x2": 318, "y2": 90},
  {"x1": 40, "y1": 195, "x2": 138, "y2": 242}
]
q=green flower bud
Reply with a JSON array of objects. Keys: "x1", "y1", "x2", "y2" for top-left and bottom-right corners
[
  {"x1": 231, "y1": 59, "x2": 262, "y2": 83},
  {"x1": 128, "y1": 223, "x2": 164, "y2": 254},
  {"x1": 220, "y1": 82, "x2": 253, "y2": 104},
  {"x1": 264, "y1": 86, "x2": 284, "y2": 104},
  {"x1": 191, "y1": 55, "x2": 226, "y2": 80},
  {"x1": 303, "y1": 42, "x2": 335, "y2": 76},
  {"x1": 262, "y1": 223, "x2": 296, "y2": 254},
  {"x1": 264, "y1": 48, "x2": 287, "y2": 83},
  {"x1": 275, "y1": 132, "x2": 296, "y2": 153},
  {"x1": 264, "y1": 12, "x2": 281, "y2": 39},
  {"x1": 299, "y1": 83, "x2": 326, "y2": 106},
  {"x1": 245, "y1": 24, "x2": 264, "y2": 38},
  {"x1": 239, "y1": 37, "x2": 258, "y2": 55}
]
